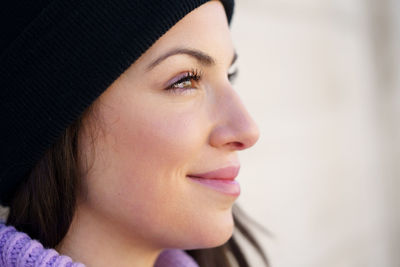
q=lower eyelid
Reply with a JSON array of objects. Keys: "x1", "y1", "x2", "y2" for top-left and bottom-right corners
[{"x1": 166, "y1": 87, "x2": 197, "y2": 96}]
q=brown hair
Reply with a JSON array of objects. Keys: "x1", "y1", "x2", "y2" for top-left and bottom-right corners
[{"x1": 6, "y1": 105, "x2": 269, "y2": 267}]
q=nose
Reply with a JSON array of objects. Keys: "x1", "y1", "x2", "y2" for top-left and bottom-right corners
[{"x1": 209, "y1": 85, "x2": 260, "y2": 151}]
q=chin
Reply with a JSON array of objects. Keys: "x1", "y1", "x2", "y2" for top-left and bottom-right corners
[
  {"x1": 181, "y1": 212, "x2": 235, "y2": 250},
  {"x1": 204, "y1": 226, "x2": 234, "y2": 248}
]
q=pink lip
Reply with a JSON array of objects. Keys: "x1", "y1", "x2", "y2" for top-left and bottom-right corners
[
  {"x1": 187, "y1": 165, "x2": 241, "y2": 196},
  {"x1": 187, "y1": 165, "x2": 240, "y2": 180}
]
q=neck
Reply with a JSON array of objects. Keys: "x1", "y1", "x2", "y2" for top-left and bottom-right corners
[{"x1": 56, "y1": 205, "x2": 161, "y2": 267}]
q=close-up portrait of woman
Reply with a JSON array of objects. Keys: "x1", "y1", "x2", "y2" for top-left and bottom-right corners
[{"x1": 0, "y1": 0, "x2": 269, "y2": 266}]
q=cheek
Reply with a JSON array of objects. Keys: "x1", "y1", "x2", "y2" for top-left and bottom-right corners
[
  {"x1": 115, "y1": 104, "x2": 205, "y2": 172},
  {"x1": 84, "y1": 101, "x2": 206, "y2": 220}
]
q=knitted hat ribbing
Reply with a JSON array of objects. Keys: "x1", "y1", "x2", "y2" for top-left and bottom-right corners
[{"x1": 0, "y1": 0, "x2": 234, "y2": 205}]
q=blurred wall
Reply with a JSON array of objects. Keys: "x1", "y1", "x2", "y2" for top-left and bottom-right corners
[{"x1": 232, "y1": 0, "x2": 399, "y2": 266}]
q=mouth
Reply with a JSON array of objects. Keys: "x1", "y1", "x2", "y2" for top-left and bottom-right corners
[{"x1": 187, "y1": 165, "x2": 241, "y2": 197}]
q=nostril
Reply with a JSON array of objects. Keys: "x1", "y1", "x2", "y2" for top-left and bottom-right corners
[{"x1": 229, "y1": 141, "x2": 245, "y2": 150}]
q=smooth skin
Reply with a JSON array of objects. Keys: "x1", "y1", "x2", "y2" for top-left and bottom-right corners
[{"x1": 56, "y1": 1, "x2": 260, "y2": 267}]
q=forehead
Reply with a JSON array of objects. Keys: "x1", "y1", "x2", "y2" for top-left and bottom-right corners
[{"x1": 135, "y1": 1, "x2": 234, "y2": 68}]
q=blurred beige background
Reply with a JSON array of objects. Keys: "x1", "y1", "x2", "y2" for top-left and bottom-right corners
[{"x1": 232, "y1": 0, "x2": 400, "y2": 266}]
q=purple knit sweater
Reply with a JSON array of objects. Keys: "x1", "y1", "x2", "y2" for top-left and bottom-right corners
[{"x1": 0, "y1": 223, "x2": 199, "y2": 267}]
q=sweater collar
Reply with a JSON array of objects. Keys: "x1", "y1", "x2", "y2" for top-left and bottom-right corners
[{"x1": 0, "y1": 223, "x2": 199, "y2": 267}]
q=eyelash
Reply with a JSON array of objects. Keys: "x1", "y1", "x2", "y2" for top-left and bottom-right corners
[
  {"x1": 166, "y1": 67, "x2": 239, "y2": 94},
  {"x1": 166, "y1": 69, "x2": 202, "y2": 90}
]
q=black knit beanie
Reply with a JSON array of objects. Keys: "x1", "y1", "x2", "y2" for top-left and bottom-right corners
[{"x1": 0, "y1": 0, "x2": 234, "y2": 205}]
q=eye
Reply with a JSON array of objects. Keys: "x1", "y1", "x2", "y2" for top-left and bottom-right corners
[
  {"x1": 166, "y1": 69, "x2": 203, "y2": 94},
  {"x1": 228, "y1": 67, "x2": 238, "y2": 83},
  {"x1": 227, "y1": 62, "x2": 239, "y2": 84}
]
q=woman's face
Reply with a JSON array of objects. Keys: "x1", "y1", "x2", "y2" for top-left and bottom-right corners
[{"x1": 78, "y1": 1, "x2": 259, "y2": 250}]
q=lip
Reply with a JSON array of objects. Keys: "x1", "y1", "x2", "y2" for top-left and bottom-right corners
[
  {"x1": 187, "y1": 165, "x2": 240, "y2": 180},
  {"x1": 187, "y1": 165, "x2": 241, "y2": 196}
]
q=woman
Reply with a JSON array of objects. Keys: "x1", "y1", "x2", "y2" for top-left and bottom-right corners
[{"x1": 0, "y1": 0, "x2": 268, "y2": 266}]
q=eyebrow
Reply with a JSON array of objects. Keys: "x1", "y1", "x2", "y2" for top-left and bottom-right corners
[{"x1": 146, "y1": 47, "x2": 237, "y2": 71}]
